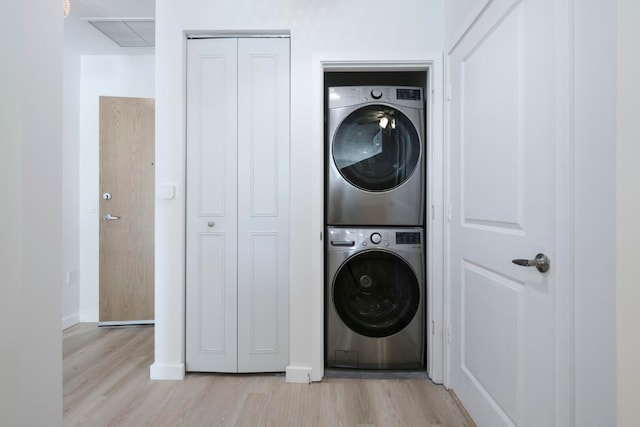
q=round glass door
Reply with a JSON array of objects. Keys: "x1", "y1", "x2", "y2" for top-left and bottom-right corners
[
  {"x1": 332, "y1": 105, "x2": 420, "y2": 192},
  {"x1": 332, "y1": 250, "x2": 420, "y2": 338}
]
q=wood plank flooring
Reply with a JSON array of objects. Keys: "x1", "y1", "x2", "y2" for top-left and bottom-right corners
[{"x1": 63, "y1": 323, "x2": 474, "y2": 427}]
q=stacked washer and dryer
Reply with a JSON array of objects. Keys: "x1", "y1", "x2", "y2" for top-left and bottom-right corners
[{"x1": 326, "y1": 85, "x2": 426, "y2": 370}]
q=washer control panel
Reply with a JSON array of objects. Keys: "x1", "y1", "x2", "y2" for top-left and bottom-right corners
[{"x1": 327, "y1": 227, "x2": 423, "y2": 251}]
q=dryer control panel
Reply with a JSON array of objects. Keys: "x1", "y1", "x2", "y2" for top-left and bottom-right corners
[{"x1": 328, "y1": 86, "x2": 424, "y2": 109}]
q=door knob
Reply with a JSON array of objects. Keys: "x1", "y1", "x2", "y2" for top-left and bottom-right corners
[
  {"x1": 103, "y1": 213, "x2": 120, "y2": 221},
  {"x1": 512, "y1": 253, "x2": 550, "y2": 273}
]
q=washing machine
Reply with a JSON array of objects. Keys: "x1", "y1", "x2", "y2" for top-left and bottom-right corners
[
  {"x1": 326, "y1": 226, "x2": 424, "y2": 369},
  {"x1": 326, "y1": 86, "x2": 425, "y2": 226}
]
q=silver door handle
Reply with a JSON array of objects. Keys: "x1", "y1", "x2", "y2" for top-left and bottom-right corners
[
  {"x1": 331, "y1": 240, "x2": 355, "y2": 247},
  {"x1": 103, "y1": 213, "x2": 120, "y2": 221},
  {"x1": 512, "y1": 253, "x2": 550, "y2": 273}
]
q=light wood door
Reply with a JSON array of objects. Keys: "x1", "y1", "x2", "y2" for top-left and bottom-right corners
[
  {"x1": 186, "y1": 37, "x2": 290, "y2": 373},
  {"x1": 448, "y1": 0, "x2": 557, "y2": 425},
  {"x1": 99, "y1": 96, "x2": 155, "y2": 324}
]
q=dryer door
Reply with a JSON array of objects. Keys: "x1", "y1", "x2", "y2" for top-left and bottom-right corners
[
  {"x1": 332, "y1": 105, "x2": 421, "y2": 192},
  {"x1": 332, "y1": 250, "x2": 420, "y2": 338}
]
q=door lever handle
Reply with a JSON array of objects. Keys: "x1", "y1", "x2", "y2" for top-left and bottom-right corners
[
  {"x1": 103, "y1": 213, "x2": 120, "y2": 221},
  {"x1": 512, "y1": 253, "x2": 550, "y2": 273}
]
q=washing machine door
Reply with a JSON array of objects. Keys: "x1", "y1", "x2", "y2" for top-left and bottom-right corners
[
  {"x1": 332, "y1": 104, "x2": 421, "y2": 192},
  {"x1": 332, "y1": 250, "x2": 420, "y2": 338}
]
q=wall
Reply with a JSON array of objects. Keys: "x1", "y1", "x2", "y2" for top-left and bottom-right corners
[
  {"x1": 63, "y1": 46, "x2": 81, "y2": 329},
  {"x1": 0, "y1": 0, "x2": 63, "y2": 425},
  {"x1": 152, "y1": 0, "x2": 445, "y2": 380},
  {"x1": 444, "y1": 0, "x2": 488, "y2": 47},
  {"x1": 78, "y1": 55, "x2": 155, "y2": 321},
  {"x1": 617, "y1": 0, "x2": 640, "y2": 424}
]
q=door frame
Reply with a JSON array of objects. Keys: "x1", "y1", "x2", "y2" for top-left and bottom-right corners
[
  {"x1": 443, "y1": 0, "x2": 575, "y2": 424},
  {"x1": 304, "y1": 52, "x2": 445, "y2": 383}
]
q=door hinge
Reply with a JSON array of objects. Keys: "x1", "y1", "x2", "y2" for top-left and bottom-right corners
[
  {"x1": 447, "y1": 205, "x2": 452, "y2": 222},
  {"x1": 446, "y1": 85, "x2": 452, "y2": 101},
  {"x1": 320, "y1": 231, "x2": 323, "y2": 241},
  {"x1": 447, "y1": 325, "x2": 452, "y2": 343},
  {"x1": 431, "y1": 205, "x2": 435, "y2": 220},
  {"x1": 432, "y1": 320, "x2": 435, "y2": 336}
]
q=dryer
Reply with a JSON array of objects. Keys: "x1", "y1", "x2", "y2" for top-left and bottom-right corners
[
  {"x1": 326, "y1": 226, "x2": 424, "y2": 369},
  {"x1": 327, "y1": 86, "x2": 425, "y2": 226}
]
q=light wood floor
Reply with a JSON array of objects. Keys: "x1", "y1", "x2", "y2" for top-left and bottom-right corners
[{"x1": 63, "y1": 323, "x2": 474, "y2": 427}]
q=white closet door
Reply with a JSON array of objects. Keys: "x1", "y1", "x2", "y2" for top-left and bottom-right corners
[
  {"x1": 237, "y1": 38, "x2": 290, "y2": 372},
  {"x1": 186, "y1": 38, "x2": 239, "y2": 372}
]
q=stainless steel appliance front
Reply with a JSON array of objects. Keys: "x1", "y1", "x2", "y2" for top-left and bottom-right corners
[
  {"x1": 326, "y1": 227, "x2": 424, "y2": 369},
  {"x1": 326, "y1": 86, "x2": 425, "y2": 226}
]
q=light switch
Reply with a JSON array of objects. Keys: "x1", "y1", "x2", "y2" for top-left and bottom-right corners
[{"x1": 158, "y1": 183, "x2": 176, "y2": 200}]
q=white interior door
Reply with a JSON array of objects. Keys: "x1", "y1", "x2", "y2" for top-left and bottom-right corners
[
  {"x1": 448, "y1": 0, "x2": 557, "y2": 425},
  {"x1": 186, "y1": 37, "x2": 290, "y2": 373},
  {"x1": 186, "y1": 38, "x2": 239, "y2": 372},
  {"x1": 237, "y1": 38, "x2": 290, "y2": 372}
]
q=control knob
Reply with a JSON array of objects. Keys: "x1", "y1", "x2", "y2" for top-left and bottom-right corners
[
  {"x1": 370, "y1": 232, "x2": 382, "y2": 244},
  {"x1": 370, "y1": 88, "x2": 383, "y2": 99}
]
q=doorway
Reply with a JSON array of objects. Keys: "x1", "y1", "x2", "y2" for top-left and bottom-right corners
[
  {"x1": 296, "y1": 55, "x2": 445, "y2": 383},
  {"x1": 98, "y1": 96, "x2": 155, "y2": 325}
]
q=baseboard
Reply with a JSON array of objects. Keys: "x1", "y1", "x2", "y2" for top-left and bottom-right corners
[
  {"x1": 285, "y1": 365, "x2": 313, "y2": 384},
  {"x1": 149, "y1": 362, "x2": 185, "y2": 380},
  {"x1": 62, "y1": 313, "x2": 80, "y2": 330}
]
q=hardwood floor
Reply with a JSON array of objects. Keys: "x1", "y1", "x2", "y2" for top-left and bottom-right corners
[{"x1": 63, "y1": 323, "x2": 474, "y2": 427}]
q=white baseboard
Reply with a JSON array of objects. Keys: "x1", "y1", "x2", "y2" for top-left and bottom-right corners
[
  {"x1": 62, "y1": 313, "x2": 80, "y2": 330},
  {"x1": 149, "y1": 362, "x2": 185, "y2": 380},
  {"x1": 285, "y1": 365, "x2": 313, "y2": 384}
]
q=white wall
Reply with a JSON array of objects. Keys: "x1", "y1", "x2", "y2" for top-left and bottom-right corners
[
  {"x1": 78, "y1": 55, "x2": 155, "y2": 321},
  {"x1": 152, "y1": 0, "x2": 445, "y2": 380},
  {"x1": 617, "y1": 1, "x2": 640, "y2": 424},
  {"x1": 63, "y1": 46, "x2": 82, "y2": 329},
  {"x1": 444, "y1": 0, "x2": 488, "y2": 47},
  {"x1": 0, "y1": 1, "x2": 63, "y2": 425}
]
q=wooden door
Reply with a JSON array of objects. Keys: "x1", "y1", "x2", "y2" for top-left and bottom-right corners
[
  {"x1": 99, "y1": 96, "x2": 155, "y2": 325},
  {"x1": 448, "y1": 0, "x2": 557, "y2": 425},
  {"x1": 186, "y1": 37, "x2": 290, "y2": 373}
]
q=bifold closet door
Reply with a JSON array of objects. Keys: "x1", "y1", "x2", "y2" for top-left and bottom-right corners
[
  {"x1": 186, "y1": 38, "x2": 239, "y2": 372},
  {"x1": 236, "y1": 38, "x2": 290, "y2": 372},
  {"x1": 186, "y1": 37, "x2": 290, "y2": 373}
]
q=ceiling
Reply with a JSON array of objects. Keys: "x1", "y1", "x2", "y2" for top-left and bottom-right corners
[{"x1": 64, "y1": 0, "x2": 155, "y2": 54}]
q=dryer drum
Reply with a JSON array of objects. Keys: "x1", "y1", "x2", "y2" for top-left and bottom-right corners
[
  {"x1": 333, "y1": 105, "x2": 420, "y2": 192},
  {"x1": 333, "y1": 250, "x2": 420, "y2": 338}
]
